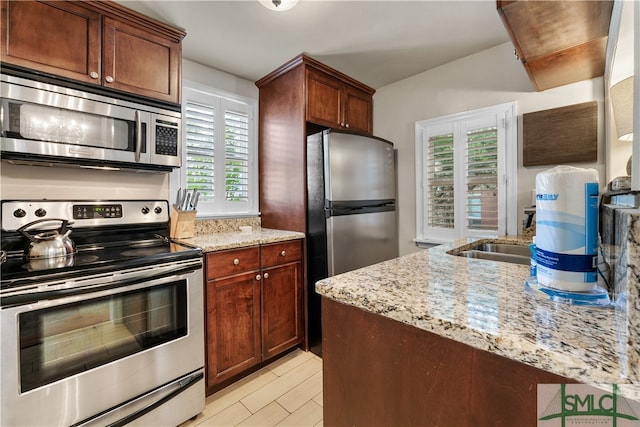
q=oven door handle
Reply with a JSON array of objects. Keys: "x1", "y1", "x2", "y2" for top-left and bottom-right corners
[{"x1": 1, "y1": 259, "x2": 201, "y2": 308}]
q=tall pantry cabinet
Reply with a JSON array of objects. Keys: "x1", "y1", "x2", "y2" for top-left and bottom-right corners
[{"x1": 255, "y1": 54, "x2": 375, "y2": 233}]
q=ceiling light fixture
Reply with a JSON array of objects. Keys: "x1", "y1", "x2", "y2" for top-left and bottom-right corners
[{"x1": 259, "y1": 0, "x2": 298, "y2": 12}]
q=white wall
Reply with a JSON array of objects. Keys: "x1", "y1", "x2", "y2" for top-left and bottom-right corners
[
  {"x1": 0, "y1": 59, "x2": 256, "y2": 202},
  {"x1": 182, "y1": 59, "x2": 258, "y2": 101},
  {"x1": 0, "y1": 162, "x2": 170, "y2": 201},
  {"x1": 374, "y1": 42, "x2": 607, "y2": 256}
]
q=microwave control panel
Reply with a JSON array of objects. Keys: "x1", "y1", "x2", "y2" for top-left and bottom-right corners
[{"x1": 155, "y1": 121, "x2": 179, "y2": 157}]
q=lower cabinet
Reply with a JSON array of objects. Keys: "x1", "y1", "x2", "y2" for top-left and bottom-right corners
[
  {"x1": 205, "y1": 239, "x2": 303, "y2": 392},
  {"x1": 322, "y1": 297, "x2": 576, "y2": 427}
]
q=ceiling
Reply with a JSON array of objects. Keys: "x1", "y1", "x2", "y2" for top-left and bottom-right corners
[{"x1": 117, "y1": 0, "x2": 512, "y2": 89}]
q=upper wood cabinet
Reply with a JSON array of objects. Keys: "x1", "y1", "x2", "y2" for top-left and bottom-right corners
[
  {"x1": 255, "y1": 54, "x2": 375, "y2": 232},
  {"x1": 306, "y1": 67, "x2": 373, "y2": 133},
  {"x1": 0, "y1": 0, "x2": 185, "y2": 104},
  {"x1": 101, "y1": 15, "x2": 182, "y2": 103},
  {"x1": 497, "y1": 0, "x2": 614, "y2": 91},
  {"x1": 0, "y1": 1, "x2": 101, "y2": 84},
  {"x1": 257, "y1": 54, "x2": 374, "y2": 135}
]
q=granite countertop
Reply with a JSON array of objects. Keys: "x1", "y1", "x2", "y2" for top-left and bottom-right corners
[
  {"x1": 315, "y1": 238, "x2": 637, "y2": 387},
  {"x1": 175, "y1": 227, "x2": 305, "y2": 252}
]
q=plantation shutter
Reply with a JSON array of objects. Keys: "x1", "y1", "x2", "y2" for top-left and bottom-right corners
[
  {"x1": 224, "y1": 108, "x2": 249, "y2": 202},
  {"x1": 465, "y1": 125, "x2": 498, "y2": 232},
  {"x1": 179, "y1": 85, "x2": 257, "y2": 217},
  {"x1": 185, "y1": 101, "x2": 215, "y2": 202},
  {"x1": 426, "y1": 132, "x2": 455, "y2": 229},
  {"x1": 417, "y1": 103, "x2": 513, "y2": 243}
]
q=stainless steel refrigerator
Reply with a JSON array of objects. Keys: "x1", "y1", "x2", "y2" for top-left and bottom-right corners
[{"x1": 306, "y1": 129, "x2": 398, "y2": 354}]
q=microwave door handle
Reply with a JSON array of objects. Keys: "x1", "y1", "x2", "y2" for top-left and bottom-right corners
[{"x1": 135, "y1": 110, "x2": 142, "y2": 162}]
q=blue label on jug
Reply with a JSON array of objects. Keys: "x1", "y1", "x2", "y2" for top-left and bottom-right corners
[{"x1": 536, "y1": 247, "x2": 597, "y2": 273}]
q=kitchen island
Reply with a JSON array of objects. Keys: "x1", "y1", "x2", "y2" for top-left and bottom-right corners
[{"x1": 315, "y1": 238, "x2": 639, "y2": 426}]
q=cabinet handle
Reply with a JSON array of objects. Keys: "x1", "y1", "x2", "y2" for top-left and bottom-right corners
[
  {"x1": 256, "y1": 274, "x2": 261, "y2": 281},
  {"x1": 345, "y1": 123, "x2": 350, "y2": 128},
  {"x1": 89, "y1": 71, "x2": 99, "y2": 79},
  {"x1": 105, "y1": 76, "x2": 114, "y2": 83},
  {"x1": 340, "y1": 122, "x2": 345, "y2": 127},
  {"x1": 233, "y1": 258, "x2": 240, "y2": 265},
  {"x1": 263, "y1": 273, "x2": 269, "y2": 279},
  {"x1": 280, "y1": 251, "x2": 286, "y2": 257}
]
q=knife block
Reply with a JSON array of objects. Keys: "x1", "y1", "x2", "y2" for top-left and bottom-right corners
[{"x1": 170, "y1": 206, "x2": 197, "y2": 239}]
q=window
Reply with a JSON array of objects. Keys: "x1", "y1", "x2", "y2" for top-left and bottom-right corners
[
  {"x1": 173, "y1": 84, "x2": 258, "y2": 217},
  {"x1": 415, "y1": 102, "x2": 517, "y2": 243}
]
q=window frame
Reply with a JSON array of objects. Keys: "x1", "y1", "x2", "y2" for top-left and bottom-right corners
[
  {"x1": 172, "y1": 80, "x2": 259, "y2": 218},
  {"x1": 415, "y1": 102, "x2": 517, "y2": 244}
]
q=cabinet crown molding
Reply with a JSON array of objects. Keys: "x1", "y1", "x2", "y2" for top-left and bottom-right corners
[
  {"x1": 255, "y1": 53, "x2": 375, "y2": 95},
  {"x1": 86, "y1": 0, "x2": 186, "y2": 41}
]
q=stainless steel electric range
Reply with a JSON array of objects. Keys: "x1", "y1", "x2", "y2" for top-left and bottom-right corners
[{"x1": 0, "y1": 199, "x2": 205, "y2": 427}]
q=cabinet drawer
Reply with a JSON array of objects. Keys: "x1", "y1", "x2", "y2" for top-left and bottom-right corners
[
  {"x1": 261, "y1": 240, "x2": 302, "y2": 268},
  {"x1": 206, "y1": 246, "x2": 260, "y2": 279}
]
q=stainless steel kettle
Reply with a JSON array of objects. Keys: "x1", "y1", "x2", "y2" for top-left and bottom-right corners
[{"x1": 18, "y1": 218, "x2": 77, "y2": 260}]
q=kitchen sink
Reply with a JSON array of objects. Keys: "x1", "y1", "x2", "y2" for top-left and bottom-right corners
[{"x1": 447, "y1": 240, "x2": 531, "y2": 265}]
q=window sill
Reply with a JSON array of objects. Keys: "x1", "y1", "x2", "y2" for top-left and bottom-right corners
[{"x1": 414, "y1": 237, "x2": 451, "y2": 248}]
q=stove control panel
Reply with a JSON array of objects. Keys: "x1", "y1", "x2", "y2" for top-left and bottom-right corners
[
  {"x1": 1, "y1": 200, "x2": 170, "y2": 231},
  {"x1": 74, "y1": 204, "x2": 123, "y2": 219}
]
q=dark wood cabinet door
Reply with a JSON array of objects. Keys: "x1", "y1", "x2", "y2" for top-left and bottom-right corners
[
  {"x1": 306, "y1": 68, "x2": 342, "y2": 128},
  {"x1": 206, "y1": 271, "x2": 261, "y2": 386},
  {"x1": 305, "y1": 67, "x2": 373, "y2": 133},
  {"x1": 102, "y1": 16, "x2": 181, "y2": 104},
  {"x1": 261, "y1": 260, "x2": 303, "y2": 359},
  {"x1": 342, "y1": 86, "x2": 373, "y2": 134},
  {"x1": 0, "y1": 0, "x2": 101, "y2": 84}
]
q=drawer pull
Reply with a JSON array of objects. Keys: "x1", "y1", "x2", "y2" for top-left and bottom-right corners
[
  {"x1": 233, "y1": 258, "x2": 240, "y2": 265},
  {"x1": 256, "y1": 274, "x2": 261, "y2": 281},
  {"x1": 264, "y1": 273, "x2": 269, "y2": 279},
  {"x1": 280, "y1": 251, "x2": 286, "y2": 257}
]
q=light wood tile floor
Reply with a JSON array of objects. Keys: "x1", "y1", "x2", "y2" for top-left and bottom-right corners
[{"x1": 181, "y1": 349, "x2": 323, "y2": 427}]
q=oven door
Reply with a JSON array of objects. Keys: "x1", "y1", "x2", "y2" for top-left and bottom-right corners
[{"x1": 0, "y1": 260, "x2": 204, "y2": 427}]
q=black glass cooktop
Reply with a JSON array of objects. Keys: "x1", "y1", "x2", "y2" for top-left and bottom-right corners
[{"x1": 1, "y1": 226, "x2": 201, "y2": 288}]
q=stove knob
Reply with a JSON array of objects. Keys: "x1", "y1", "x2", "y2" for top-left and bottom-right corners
[
  {"x1": 141, "y1": 206, "x2": 150, "y2": 215},
  {"x1": 154, "y1": 207, "x2": 162, "y2": 214},
  {"x1": 35, "y1": 208, "x2": 47, "y2": 217},
  {"x1": 13, "y1": 208, "x2": 26, "y2": 218}
]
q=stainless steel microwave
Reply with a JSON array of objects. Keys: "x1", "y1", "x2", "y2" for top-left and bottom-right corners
[{"x1": 1, "y1": 74, "x2": 181, "y2": 172}]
